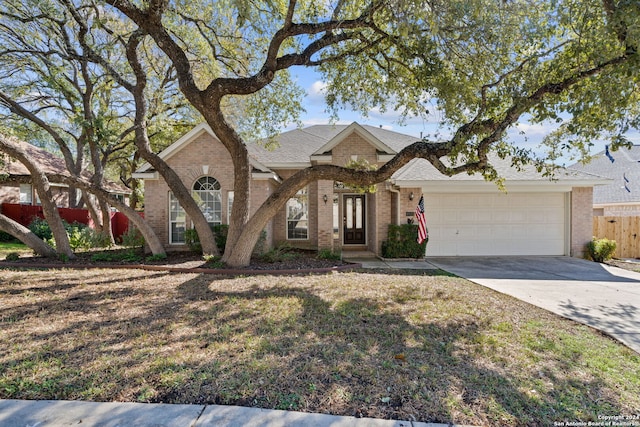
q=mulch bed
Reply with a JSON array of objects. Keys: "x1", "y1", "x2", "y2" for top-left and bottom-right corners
[{"x1": 1, "y1": 248, "x2": 353, "y2": 273}]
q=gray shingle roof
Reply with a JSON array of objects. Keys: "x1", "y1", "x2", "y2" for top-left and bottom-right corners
[
  {"x1": 568, "y1": 146, "x2": 640, "y2": 204},
  {"x1": 391, "y1": 155, "x2": 602, "y2": 182},
  {"x1": 246, "y1": 124, "x2": 421, "y2": 165}
]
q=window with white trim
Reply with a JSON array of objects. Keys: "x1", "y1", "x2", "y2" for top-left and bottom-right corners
[
  {"x1": 169, "y1": 192, "x2": 186, "y2": 244},
  {"x1": 192, "y1": 176, "x2": 222, "y2": 227},
  {"x1": 286, "y1": 187, "x2": 308, "y2": 240}
]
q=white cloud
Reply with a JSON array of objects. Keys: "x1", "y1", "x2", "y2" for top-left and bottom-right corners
[{"x1": 306, "y1": 81, "x2": 327, "y2": 105}]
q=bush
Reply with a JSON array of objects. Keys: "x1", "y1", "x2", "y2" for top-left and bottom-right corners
[
  {"x1": 211, "y1": 224, "x2": 228, "y2": 254},
  {"x1": 121, "y1": 226, "x2": 145, "y2": 248},
  {"x1": 260, "y1": 243, "x2": 299, "y2": 263},
  {"x1": 5, "y1": 252, "x2": 20, "y2": 261},
  {"x1": 145, "y1": 253, "x2": 167, "y2": 262},
  {"x1": 0, "y1": 231, "x2": 18, "y2": 243},
  {"x1": 318, "y1": 248, "x2": 341, "y2": 261},
  {"x1": 28, "y1": 217, "x2": 52, "y2": 240},
  {"x1": 91, "y1": 249, "x2": 142, "y2": 263},
  {"x1": 586, "y1": 237, "x2": 617, "y2": 262},
  {"x1": 184, "y1": 228, "x2": 202, "y2": 253},
  {"x1": 381, "y1": 224, "x2": 427, "y2": 259},
  {"x1": 27, "y1": 218, "x2": 111, "y2": 250}
]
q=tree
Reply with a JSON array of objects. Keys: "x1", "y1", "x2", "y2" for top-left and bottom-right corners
[
  {"x1": 99, "y1": 0, "x2": 638, "y2": 267},
  {"x1": 0, "y1": 0, "x2": 198, "y2": 255},
  {"x1": 0, "y1": 134, "x2": 75, "y2": 258}
]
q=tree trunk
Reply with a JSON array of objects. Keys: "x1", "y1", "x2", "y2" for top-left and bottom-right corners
[
  {"x1": 99, "y1": 198, "x2": 116, "y2": 245},
  {"x1": 83, "y1": 192, "x2": 104, "y2": 233},
  {"x1": 0, "y1": 135, "x2": 75, "y2": 259},
  {"x1": 53, "y1": 174, "x2": 166, "y2": 256},
  {"x1": 0, "y1": 213, "x2": 57, "y2": 258}
]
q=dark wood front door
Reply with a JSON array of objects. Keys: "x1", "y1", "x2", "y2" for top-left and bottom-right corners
[{"x1": 343, "y1": 194, "x2": 366, "y2": 244}]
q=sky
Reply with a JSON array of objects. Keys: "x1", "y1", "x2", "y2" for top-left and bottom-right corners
[{"x1": 290, "y1": 70, "x2": 640, "y2": 166}]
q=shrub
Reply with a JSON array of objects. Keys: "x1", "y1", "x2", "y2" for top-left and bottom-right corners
[
  {"x1": 145, "y1": 253, "x2": 167, "y2": 262},
  {"x1": 586, "y1": 237, "x2": 617, "y2": 262},
  {"x1": 5, "y1": 252, "x2": 20, "y2": 261},
  {"x1": 91, "y1": 249, "x2": 142, "y2": 263},
  {"x1": 184, "y1": 228, "x2": 202, "y2": 253},
  {"x1": 381, "y1": 224, "x2": 427, "y2": 259},
  {"x1": 260, "y1": 244, "x2": 299, "y2": 263},
  {"x1": 0, "y1": 231, "x2": 18, "y2": 243},
  {"x1": 28, "y1": 217, "x2": 52, "y2": 240},
  {"x1": 318, "y1": 248, "x2": 341, "y2": 261},
  {"x1": 212, "y1": 224, "x2": 229, "y2": 254},
  {"x1": 203, "y1": 254, "x2": 225, "y2": 268},
  {"x1": 120, "y1": 226, "x2": 145, "y2": 248}
]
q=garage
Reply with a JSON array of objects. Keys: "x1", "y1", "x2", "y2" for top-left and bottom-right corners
[{"x1": 424, "y1": 192, "x2": 567, "y2": 256}]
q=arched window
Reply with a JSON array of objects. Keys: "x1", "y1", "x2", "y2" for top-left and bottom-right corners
[{"x1": 192, "y1": 176, "x2": 222, "y2": 226}]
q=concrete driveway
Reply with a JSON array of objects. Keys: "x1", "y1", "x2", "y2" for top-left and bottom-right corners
[{"x1": 427, "y1": 256, "x2": 640, "y2": 354}]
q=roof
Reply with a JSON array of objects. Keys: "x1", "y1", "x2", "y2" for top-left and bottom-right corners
[
  {"x1": 1, "y1": 138, "x2": 130, "y2": 194},
  {"x1": 246, "y1": 123, "x2": 420, "y2": 166},
  {"x1": 568, "y1": 145, "x2": 640, "y2": 204},
  {"x1": 136, "y1": 121, "x2": 607, "y2": 187},
  {"x1": 392, "y1": 155, "x2": 606, "y2": 184}
]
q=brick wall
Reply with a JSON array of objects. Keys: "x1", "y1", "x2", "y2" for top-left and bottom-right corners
[
  {"x1": 571, "y1": 187, "x2": 593, "y2": 257},
  {"x1": 145, "y1": 132, "x2": 247, "y2": 250}
]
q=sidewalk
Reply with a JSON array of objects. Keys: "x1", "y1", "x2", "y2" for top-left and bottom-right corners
[{"x1": 0, "y1": 399, "x2": 475, "y2": 427}]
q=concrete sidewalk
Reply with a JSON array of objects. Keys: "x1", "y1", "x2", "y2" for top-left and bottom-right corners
[{"x1": 0, "y1": 399, "x2": 474, "y2": 427}]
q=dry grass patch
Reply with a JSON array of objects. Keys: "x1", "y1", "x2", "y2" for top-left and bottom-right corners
[{"x1": 1, "y1": 267, "x2": 639, "y2": 426}]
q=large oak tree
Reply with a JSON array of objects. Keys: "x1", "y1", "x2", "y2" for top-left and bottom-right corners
[
  {"x1": 1, "y1": 0, "x2": 638, "y2": 266},
  {"x1": 102, "y1": 0, "x2": 639, "y2": 266}
]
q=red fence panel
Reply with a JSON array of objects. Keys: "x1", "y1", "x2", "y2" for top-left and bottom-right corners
[
  {"x1": 1, "y1": 203, "x2": 138, "y2": 240},
  {"x1": 1, "y1": 203, "x2": 44, "y2": 225}
]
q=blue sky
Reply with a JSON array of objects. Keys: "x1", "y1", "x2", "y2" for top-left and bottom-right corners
[{"x1": 291, "y1": 70, "x2": 640, "y2": 166}]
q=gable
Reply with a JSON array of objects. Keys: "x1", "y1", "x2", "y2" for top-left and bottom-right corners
[
  {"x1": 310, "y1": 122, "x2": 396, "y2": 162},
  {"x1": 134, "y1": 123, "x2": 272, "y2": 175}
]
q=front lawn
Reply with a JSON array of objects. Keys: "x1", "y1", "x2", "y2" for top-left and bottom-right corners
[
  {"x1": 0, "y1": 242, "x2": 32, "y2": 259},
  {"x1": 0, "y1": 268, "x2": 638, "y2": 426}
]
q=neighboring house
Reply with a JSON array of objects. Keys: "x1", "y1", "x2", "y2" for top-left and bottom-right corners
[
  {"x1": 568, "y1": 145, "x2": 640, "y2": 216},
  {"x1": 134, "y1": 122, "x2": 608, "y2": 257},
  {"x1": 0, "y1": 138, "x2": 130, "y2": 207}
]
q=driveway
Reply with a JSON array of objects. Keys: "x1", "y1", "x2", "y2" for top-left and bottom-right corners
[{"x1": 427, "y1": 256, "x2": 640, "y2": 354}]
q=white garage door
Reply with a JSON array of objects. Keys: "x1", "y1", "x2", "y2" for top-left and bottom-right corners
[{"x1": 424, "y1": 192, "x2": 566, "y2": 256}]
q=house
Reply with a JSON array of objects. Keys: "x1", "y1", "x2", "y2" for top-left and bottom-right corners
[
  {"x1": 568, "y1": 145, "x2": 640, "y2": 216},
  {"x1": 133, "y1": 122, "x2": 608, "y2": 257},
  {"x1": 0, "y1": 138, "x2": 130, "y2": 207}
]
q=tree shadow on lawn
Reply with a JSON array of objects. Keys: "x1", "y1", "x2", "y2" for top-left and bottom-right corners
[
  {"x1": 154, "y1": 274, "x2": 628, "y2": 426},
  {"x1": 0, "y1": 270, "x2": 635, "y2": 426}
]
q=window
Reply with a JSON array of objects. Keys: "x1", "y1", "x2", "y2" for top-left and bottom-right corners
[
  {"x1": 169, "y1": 192, "x2": 186, "y2": 244},
  {"x1": 192, "y1": 176, "x2": 222, "y2": 227},
  {"x1": 19, "y1": 184, "x2": 32, "y2": 204},
  {"x1": 227, "y1": 191, "x2": 234, "y2": 224},
  {"x1": 333, "y1": 194, "x2": 339, "y2": 239},
  {"x1": 286, "y1": 187, "x2": 308, "y2": 239}
]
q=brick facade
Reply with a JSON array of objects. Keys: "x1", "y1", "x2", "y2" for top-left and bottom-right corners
[
  {"x1": 571, "y1": 187, "x2": 593, "y2": 257},
  {"x1": 144, "y1": 132, "x2": 272, "y2": 251},
  {"x1": 139, "y1": 124, "x2": 596, "y2": 259}
]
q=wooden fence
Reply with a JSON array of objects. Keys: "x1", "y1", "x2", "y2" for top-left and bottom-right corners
[
  {"x1": 1, "y1": 203, "x2": 138, "y2": 242},
  {"x1": 593, "y1": 216, "x2": 640, "y2": 259}
]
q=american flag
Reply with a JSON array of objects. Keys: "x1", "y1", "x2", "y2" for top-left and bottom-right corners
[{"x1": 415, "y1": 195, "x2": 428, "y2": 244}]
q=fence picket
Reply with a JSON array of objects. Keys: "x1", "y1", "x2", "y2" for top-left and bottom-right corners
[{"x1": 593, "y1": 216, "x2": 640, "y2": 259}]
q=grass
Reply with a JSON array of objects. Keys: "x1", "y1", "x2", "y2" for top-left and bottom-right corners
[
  {"x1": 0, "y1": 242, "x2": 32, "y2": 259},
  {"x1": 0, "y1": 267, "x2": 639, "y2": 426}
]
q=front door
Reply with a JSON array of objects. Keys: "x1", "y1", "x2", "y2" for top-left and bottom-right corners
[{"x1": 343, "y1": 194, "x2": 366, "y2": 245}]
